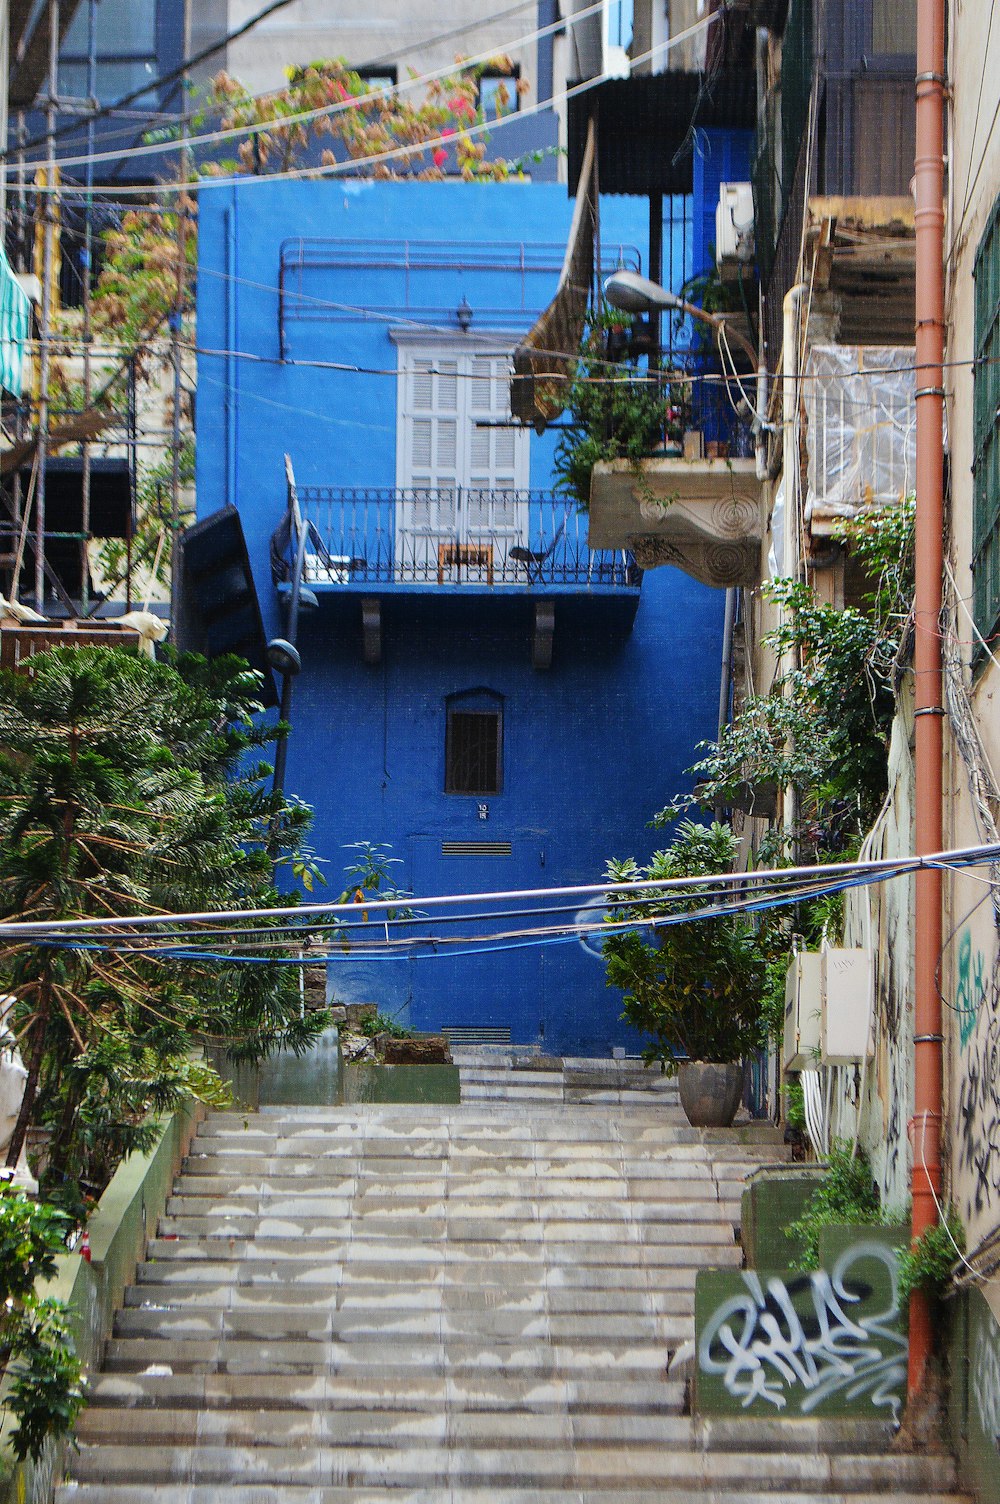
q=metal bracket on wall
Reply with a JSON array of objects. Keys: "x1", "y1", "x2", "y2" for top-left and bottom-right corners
[
  {"x1": 532, "y1": 600, "x2": 555, "y2": 671},
  {"x1": 361, "y1": 597, "x2": 381, "y2": 665}
]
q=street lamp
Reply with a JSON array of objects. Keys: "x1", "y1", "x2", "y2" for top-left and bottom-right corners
[
  {"x1": 268, "y1": 514, "x2": 319, "y2": 815},
  {"x1": 603, "y1": 270, "x2": 758, "y2": 367}
]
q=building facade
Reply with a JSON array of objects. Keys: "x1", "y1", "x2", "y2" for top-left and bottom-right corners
[{"x1": 193, "y1": 178, "x2": 727, "y2": 1054}]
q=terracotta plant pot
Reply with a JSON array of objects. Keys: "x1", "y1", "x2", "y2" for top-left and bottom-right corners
[{"x1": 677, "y1": 1059, "x2": 746, "y2": 1127}]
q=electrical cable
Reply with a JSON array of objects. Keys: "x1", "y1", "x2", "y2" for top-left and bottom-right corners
[
  {"x1": 8, "y1": 0, "x2": 611, "y2": 177},
  {"x1": 915, "y1": 1109, "x2": 984, "y2": 1284},
  {"x1": 5, "y1": 0, "x2": 548, "y2": 165},
  {"x1": 5, "y1": 0, "x2": 297, "y2": 163},
  {"x1": 15, "y1": 16, "x2": 720, "y2": 196},
  {"x1": 0, "y1": 844, "x2": 976, "y2": 938}
]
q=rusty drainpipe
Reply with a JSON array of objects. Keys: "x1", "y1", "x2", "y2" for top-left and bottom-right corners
[{"x1": 909, "y1": 0, "x2": 946, "y2": 1399}]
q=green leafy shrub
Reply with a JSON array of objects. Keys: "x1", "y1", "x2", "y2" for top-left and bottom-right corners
[
  {"x1": 0, "y1": 1189, "x2": 71, "y2": 1301},
  {"x1": 786, "y1": 1141, "x2": 884, "y2": 1269},
  {"x1": 0, "y1": 1190, "x2": 84, "y2": 1462},
  {"x1": 783, "y1": 1076, "x2": 807, "y2": 1132},
  {"x1": 0, "y1": 647, "x2": 329, "y2": 1201},
  {"x1": 359, "y1": 1012, "x2": 413, "y2": 1040},
  {"x1": 603, "y1": 821, "x2": 771, "y2": 1072},
  {"x1": 897, "y1": 1208, "x2": 965, "y2": 1303},
  {"x1": 6, "y1": 1297, "x2": 87, "y2": 1461},
  {"x1": 553, "y1": 311, "x2": 667, "y2": 510}
]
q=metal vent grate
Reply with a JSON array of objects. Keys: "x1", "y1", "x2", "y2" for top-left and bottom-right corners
[
  {"x1": 442, "y1": 1026, "x2": 512, "y2": 1044},
  {"x1": 440, "y1": 840, "x2": 512, "y2": 856}
]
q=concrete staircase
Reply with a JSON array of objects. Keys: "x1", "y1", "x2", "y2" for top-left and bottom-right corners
[{"x1": 58, "y1": 1068, "x2": 967, "y2": 1504}]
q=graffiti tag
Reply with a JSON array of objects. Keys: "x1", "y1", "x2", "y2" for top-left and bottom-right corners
[
  {"x1": 957, "y1": 982, "x2": 1000, "y2": 1221},
  {"x1": 956, "y1": 928, "x2": 989, "y2": 1050},
  {"x1": 698, "y1": 1241, "x2": 907, "y2": 1419}
]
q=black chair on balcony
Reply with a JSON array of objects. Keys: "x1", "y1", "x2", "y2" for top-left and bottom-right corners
[
  {"x1": 509, "y1": 512, "x2": 571, "y2": 584},
  {"x1": 270, "y1": 516, "x2": 367, "y2": 586}
]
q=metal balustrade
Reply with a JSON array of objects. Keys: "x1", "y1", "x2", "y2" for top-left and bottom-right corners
[{"x1": 287, "y1": 487, "x2": 639, "y2": 591}]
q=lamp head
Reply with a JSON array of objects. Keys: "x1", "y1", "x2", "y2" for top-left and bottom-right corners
[
  {"x1": 266, "y1": 638, "x2": 301, "y2": 677},
  {"x1": 603, "y1": 270, "x2": 682, "y2": 315}
]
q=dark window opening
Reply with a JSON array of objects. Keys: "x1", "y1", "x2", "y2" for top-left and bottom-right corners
[
  {"x1": 1, "y1": 456, "x2": 132, "y2": 604},
  {"x1": 446, "y1": 705, "x2": 502, "y2": 794},
  {"x1": 478, "y1": 68, "x2": 520, "y2": 120},
  {"x1": 355, "y1": 66, "x2": 398, "y2": 94}
]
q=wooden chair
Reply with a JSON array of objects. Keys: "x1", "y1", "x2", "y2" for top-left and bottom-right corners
[{"x1": 437, "y1": 543, "x2": 494, "y2": 586}]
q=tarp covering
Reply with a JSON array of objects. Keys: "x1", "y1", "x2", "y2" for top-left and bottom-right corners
[
  {"x1": 0, "y1": 247, "x2": 30, "y2": 397},
  {"x1": 804, "y1": 343, "x2": 916, "y2": 526},
  {"x1": 509, "y1": 117, "x2": 596, "y2": 431}
]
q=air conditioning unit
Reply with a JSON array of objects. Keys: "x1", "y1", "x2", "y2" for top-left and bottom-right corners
[
  {"x1": 715, "y1": 183, "x2": 755, "y2": 278},
  {"x1": 784, "y1": 951, "x2": 822, "y2": 1071},
  {"x1": 820, "y1": 947, "x2": 874, "y2": 1065}
]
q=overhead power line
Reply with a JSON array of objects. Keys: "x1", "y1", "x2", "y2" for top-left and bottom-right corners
[
  {"x1": 2, "y1": 842, "x2": 997, "y2": 943},
  {"x1": 8, "y1": 0, "x2": 606, "y2": 178},
  {"x1": 3, "y1": 0, "x2": 298, "y2": 162},
  {"x1": 5, "y1": 0, "x2": 545, "y2": 165},
  {"x1": 15, "y1": 13, "x2": 719, "y2": 195}
]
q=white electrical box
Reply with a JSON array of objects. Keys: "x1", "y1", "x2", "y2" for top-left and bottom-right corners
[
  {"x1": 821, "y1": 947, "x2": 873, "y2": 1065},
  {"x1": 716, "y1": 183, "x2": 755, "y2": 275},
  {"x1": 784, "y1": 951, "x2": 822, "y2": 1071}
]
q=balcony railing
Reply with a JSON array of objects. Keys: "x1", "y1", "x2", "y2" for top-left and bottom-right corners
[{"x1": 288, "y1": 488, "x2": 639, "y2": 592}]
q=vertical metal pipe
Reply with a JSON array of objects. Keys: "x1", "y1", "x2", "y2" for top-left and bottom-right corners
[
  {"x1": 717, "y1": 587, "x2": 737, "y2": 745},
  {"x1": 80, "y1": 0, "x2": 96, "y2": 613},
  {"x1": 34, "y1": 0, "x2": 59, "y2": 609},
  {"x1": 270, "y1": 518, "x2": 309, "y2": 807},
  {"x1": 170, "y1": 1, "x2": 192, "y2": 635},
  {"x1": 908, "y1": 0, "x2": 946, "y2": 1399},
  {"x1": 648, "y1": 191, "x2": 663, "y2": 373}
]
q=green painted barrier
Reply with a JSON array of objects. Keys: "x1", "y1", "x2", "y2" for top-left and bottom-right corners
[
  {"x1": 949, "y1": 1286, "x2": 1000, "y2": 1504},
  {"x1": 222, "y1": 1028, "x2": 462, "y2": 1108},
  {"x1": 0, "y1": 1101, "x2": 204, "y2": 1504},
  {"x1": 740, "y1": 1167, "x2": 827, "y2": 1270},
  {"x1": 695, "y1": 1223, "x2": 909, "y2": 1422}
]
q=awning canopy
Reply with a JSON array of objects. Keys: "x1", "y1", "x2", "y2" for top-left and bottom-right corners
[
  {"x1": 566, "y1": 70, "x2": 757, "y2": 198},
  {"x1": 509, "y1": 117, "x2": 597, "y2": 431}
]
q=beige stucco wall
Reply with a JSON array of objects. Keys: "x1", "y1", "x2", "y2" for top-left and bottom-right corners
[
  {"x1": 216, "y1": 0, "x2": 542, "y2": 115},
  {"x1": 940, "y1": 0, "x2": 1000, "y2": 1255}
]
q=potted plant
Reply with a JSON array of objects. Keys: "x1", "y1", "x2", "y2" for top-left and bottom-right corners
[
  {"x1": 553, "y1": 310, "x2": 668, "y2": 509},
  {"x1": 602, "y1": 821, "x2": 769, "y2": 1126}
]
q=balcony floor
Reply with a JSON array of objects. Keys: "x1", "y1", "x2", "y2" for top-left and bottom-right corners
[{"x1": 587, "y1": 457, "x2": 765, "y2": 589}]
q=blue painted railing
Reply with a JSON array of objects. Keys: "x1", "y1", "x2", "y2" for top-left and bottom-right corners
[{"x1": 291, "y1": 487, "x2": 640, "y2": 591}]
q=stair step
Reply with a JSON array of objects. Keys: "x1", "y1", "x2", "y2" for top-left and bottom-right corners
[
  {"x1": 124, "y1": 1282, "x2": 696, "y2": 1315},
  {"x1": 84, "y1": 1371, "x2": 687, "y2": 1412},
  {"x1": 69, "y1": 1092, "x2": 962, "y2": 1503},
  {"x1": 143, "y1": 1237, "x2": 743, "y2": 1268},
  {"x1": 56, "y1": 1490, "x2": 975, "y2": 1504},
  {"x1": 65, "y1": 1442, "x2": 960, "y2": 1490}
]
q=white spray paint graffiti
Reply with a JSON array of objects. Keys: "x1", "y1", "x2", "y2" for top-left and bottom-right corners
[
  {"x1": 574, "y1": 898, "x2": 611, "y2": 961},
  {"x1": 972, "y1": 1307, "x2": 1000, "y2": 1451},
  {"x1": 698, "y1": 1241, "x2": 907, "y2": 1418}
]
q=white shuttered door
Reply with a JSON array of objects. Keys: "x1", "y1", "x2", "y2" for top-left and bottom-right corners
[{"x1": 397, "y1": 346, "x2": 528, "y2": 582}]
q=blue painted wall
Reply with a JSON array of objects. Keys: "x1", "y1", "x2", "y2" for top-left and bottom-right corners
[
  {"x1": 195, "y1": 179, "x2": 726, "y2": 1055},
  {"x1": 692, "y1": 128, "x2": 754, "y2": 278}
]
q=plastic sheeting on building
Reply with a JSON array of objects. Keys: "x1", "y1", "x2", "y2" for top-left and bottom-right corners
[
  {"x1": 804, "y1": 343, "x2": 916, "y2": 532},
  {"x1": 0, "y1": 247, "x2": 30, "y2": 397}
]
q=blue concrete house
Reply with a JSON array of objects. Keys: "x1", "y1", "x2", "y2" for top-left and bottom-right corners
[{"x1": 194, "y1": 178, "x2": 728, "y2": 1056}]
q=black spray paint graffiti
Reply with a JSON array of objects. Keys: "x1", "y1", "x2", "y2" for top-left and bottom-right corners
[
  {"x1": 698, "y1": 1242, "x2": 907, "y2": 1418},
  {"x1": 956, "y1": 947, "x2": 1000, "y2": 1222}
]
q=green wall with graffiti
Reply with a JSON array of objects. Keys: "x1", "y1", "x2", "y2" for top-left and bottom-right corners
[
  {"x1": 948, "y1": 1287, "x2": 1000, "y2": 1504},
  {"x1": 696, "y1": 1195, "x2": 909, "y2": 1420}
]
